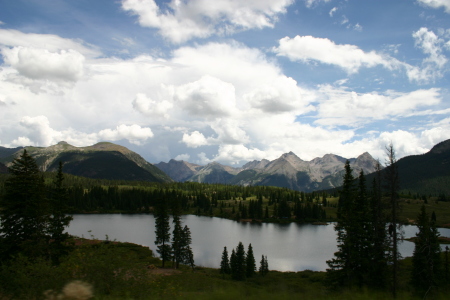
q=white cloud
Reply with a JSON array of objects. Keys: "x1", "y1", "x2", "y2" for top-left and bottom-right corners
[
  {"x1": 0, "y1": 29, "x2": 100, "y2": 57},
  {"x1": 274, "y1": 35, "x2": 397, "y2": 74},
  {"x1": 315, "y1": 87, "x2": 441, "y2": 126},
  {"x1": 407, "y1": 27, "x2": 448, "y2": 82},
  {"x1": 97, "y1": 124, "x2": 154, "y2": 145},
  {"x1": 19, "y1": 115, "x2": 58, "y2": 146},
  {"x1": 8, "y1": 116, "x2": 153, "y2": 147},
  {"x1": 174, "y1": 153, "x2": 190, "y2": 161},
  {"x1": 354, "y1": 23, "x2": 363, "y2": 32},
  {"x1": 417, "y1": 0, "x2": 450, "y2": 13},
  {"x1": 182, "y1": 131, "x2": 209, "y2": 148},
  {"x1": 174, "y1": 75, "x2": 237, "y2": 119},
  {"x1": 122, "y1": 0, "x2": 294, "y2": 43},
  {"x1": 243, "y1": 76, "x2": 306, "y2": 114},
  {"x1": 132, "y1": 93, "x2": 173, "y2": 119},
  {"x1": 329, "y1": 7, "x2": 338, "y2": 17},
  {"x1": 210, "y1": 119, "x2": 250, "y2": 145},
  {"x1": 196, "y1": 152, "x2": 212, "y2": 165},
  {"x1": 2, "y1": 47, "x2": 85, "y2": 82},
  {"x1": 305, "y1": 0, "x2": 331, "y2": 8},
  {"x1": 213, "y1": 144, "x2": 267, "y2": 165}
]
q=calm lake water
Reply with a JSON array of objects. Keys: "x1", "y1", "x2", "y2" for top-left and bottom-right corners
[{"x1": 66, "y1": 214, "x2": 450, "y2": 272}]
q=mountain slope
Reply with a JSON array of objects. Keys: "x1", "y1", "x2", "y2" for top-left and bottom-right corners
[
  {"x1": 0, "y1": 162, "x2": 7, "y2": 174},
  {"x1": 155, "y1": 159, "x2": 203, "y2": 182},
  {"x1": 0, "y1": 141, "x2": 172, "y2": 183},
  {"x1": 365, "y1": 139, "x2": 450, "y2": 195}
]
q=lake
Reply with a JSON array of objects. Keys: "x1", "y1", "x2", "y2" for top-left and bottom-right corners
[{"x1": 66, "y1": 214, "x2": 450, "y2": 272}]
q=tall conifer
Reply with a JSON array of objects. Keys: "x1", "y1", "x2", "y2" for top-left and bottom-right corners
[
  {"x1": 154, "y1": 198, "x2": 171, "y2": 267},
  {"x1": 220, "y1": 246, "x2": 231, "y2": 276},
  {"x1": 246, "y1": 244, "x2": 256, "y2": 278},
  {"x1": 411, "y1": 205, "x2": 441, "y2": 293},
  {"x1": 0, "y1": 150, "x2": 50, "y2": 259}
]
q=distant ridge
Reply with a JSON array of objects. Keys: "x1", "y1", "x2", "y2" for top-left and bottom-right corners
[
  {"x1": 0, "y1": 141, "x2": 173, "y2": 183},
  {"x1": 156, "y1": 150, "x2": 379, "y2": 192}
]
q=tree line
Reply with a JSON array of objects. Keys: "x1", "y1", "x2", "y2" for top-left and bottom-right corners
[{"x1": 220, "y1": 242, "x2": 268, "y2": 280}]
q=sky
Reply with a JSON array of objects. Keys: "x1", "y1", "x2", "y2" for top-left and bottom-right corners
[{"x1": 0, "y1": 0, "x2": 450, "y2": 166}]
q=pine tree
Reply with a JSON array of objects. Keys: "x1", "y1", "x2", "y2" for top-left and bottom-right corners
[
  {"x1": 246, "y1": 244, "x2": 256, "y2": 278},
  {"x1": 231, "y1": 242, "x2": 247, "y2": 280},
  {"x1": 385, "y1": 144, "x2": 401, "y2": 298},
  {"x1": 230, "y1": 249, "x2": 237, "y2": 279},
  {"x1": 411, "y1": 205, "x2": 441, "y2": 293},
  {"x1": 181, "y1": 225, "x2": 195, "y2": 270},
  {"x1": 259, "y1": 255, "x2": 269, "y2": 276},
  {"x1": 154, "y1": 198, "x2": 171, "y2": 267},
  {"x1": 220, "y1": 246, "x2": 231, "y2": 276},
  {"x1": 48, "y1": 161, "x2": 73, "y2": 263},
  {"x1": 0, "y1": 150, "x2": 50, "y2": 260},
  {"x1": 326, "y1": 160, "x2": 356, "y2": 286},
  {"x1": 368, "y1": 160, "x2": 388, "y2": 288},
  {"x1": 171, "y1": 200, "x2": 183, "y2": 269}
]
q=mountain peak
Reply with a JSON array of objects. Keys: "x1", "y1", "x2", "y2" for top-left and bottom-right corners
[{"x1": 429, "y1": 139, "x2": 450, "y2": 154}]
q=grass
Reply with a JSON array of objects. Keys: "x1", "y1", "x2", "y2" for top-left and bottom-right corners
[{"x1": 1, "y1": 238, "x2": 450, "y2": 299}]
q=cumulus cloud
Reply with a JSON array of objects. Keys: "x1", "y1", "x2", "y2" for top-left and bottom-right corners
[
  {"x1": 274, "y1": 35, "x2": 398, "y2": 74},
  {"x1": 8, "y1": 116, "x2": 154, "y2": 147},
  {"x1": 182, "y1": 131, "x2": 209, "y2": 148},
  {"x1": 122, "y1": 0, "x2": 293, "y2": 43},
  {"x1": 213, "y1": 144, "x2": 267, "y2": 165},
  {"x1": 174, "y1": 75, "x2": 237, "y2": 119},
  {"x1": 2, "y1": 47, "x2": 85, "y2": 82},
  {"x1": 417, "y1": 0, "x2": 450, "y2": 13},
  {"x1": 243, "y1": 77, "x2": 305, "y2": 114},
  {"x1": 132, "y1": 93, "x2": 173, "y2": 118},
  {"x1": 210, "y1": 119, "x2": 250, "y2": 145},
  {"x1": 315, "y1": 87, "x2": 442, "y2": 126},
  {"x1": 97, "y1": 124, "x2": 154, "y2": 145},
  {"x1": 174, "y1": 153, "x2": 190, "y2": 161}
]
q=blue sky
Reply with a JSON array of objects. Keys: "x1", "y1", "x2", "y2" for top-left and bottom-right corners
[{"x1": 0, "y1": 0, "x2": 449, "y2": 166}]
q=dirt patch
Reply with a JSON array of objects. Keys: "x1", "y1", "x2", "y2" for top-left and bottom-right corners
[{"x1": 147, "y1": 265, "x2": 181, "y2": 276}]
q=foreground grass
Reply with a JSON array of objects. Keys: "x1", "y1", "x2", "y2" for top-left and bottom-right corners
[{"x1": 1, "y1": 238, "x2": 450, "y2": 300}]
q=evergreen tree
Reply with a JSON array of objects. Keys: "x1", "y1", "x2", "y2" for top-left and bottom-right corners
[
  {"x1": 0, "y1": 150, "x2": 50, "y2": 260},
  {"x1": 181, "y1": 225, "x2": 195, "y2": 270},
  {"x1": 326, "y1": 160, "x2": 356, "y2": 286},
  {"x1": 368, "y1": 160, "x2": 388, "y2": 288},
  {"x1": 351, "y1": 170, "x2": 372, "y2": 287},
  {"x1": 259, "y1": 255, "x2": 269, "y2": 276},
  {"x1": 411, "y1": 205, "x2": 441, "y2": 293},
  {"x1": 232, "y1": 242, "x2": 247, "y2": 280},
  {"x1": 385, "y1": 144, "x2": 401, "y2": 298},
  {"x1": 230, "y1": 249, "x2": 237, "y2": 279},
  {"x1": 246, "y1": 244, "x2": 256, "y2": 278},
  {"x1": 171, "y1": 200, "x2": 183, "y2": 269},
  {"x1": 220, "y1": 246, "x2": 231, "y2": 276},
  {"x1": 48, "y1": 161, "x2": 73, "y2": 263},
  {"x1": 154, "y1": 198, "x2": 171, "y2": 267}
]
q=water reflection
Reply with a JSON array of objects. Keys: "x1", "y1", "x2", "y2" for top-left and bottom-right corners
[{"x1": 66, "y1": 214, "x2": 450, "y2": 272}]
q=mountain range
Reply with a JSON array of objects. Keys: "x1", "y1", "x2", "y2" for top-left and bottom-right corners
[
  {"x1": 0, "y1": 141, "x2": 172, "y2": 183},
  {"x1": 1, "y1": 139, "x2": 449, "y2": 194},
  {"x1": 156, "y1": 151, "x2": 379, "y2": 192}
]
